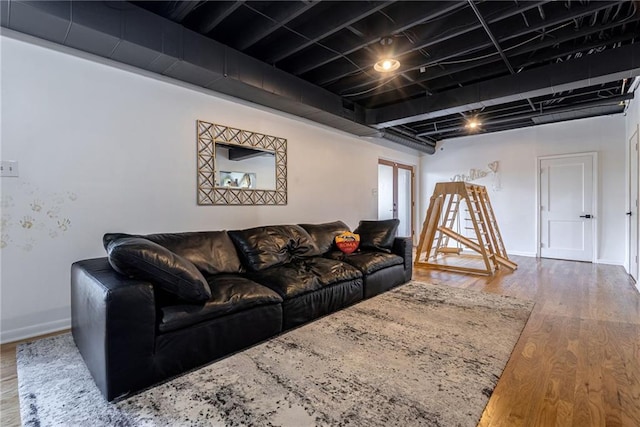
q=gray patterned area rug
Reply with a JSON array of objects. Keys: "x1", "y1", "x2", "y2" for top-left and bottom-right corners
[{"x1": 18, "y1": 281, "x2": 533, "y2": 427}]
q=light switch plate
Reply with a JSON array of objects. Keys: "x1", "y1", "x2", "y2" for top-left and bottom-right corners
[{"x1": 0, "y1": 160, "x2": 19, "y2": 177}]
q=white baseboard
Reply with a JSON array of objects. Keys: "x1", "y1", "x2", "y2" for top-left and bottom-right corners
[
  {"x1": 596, "y1": 259, "x2": 624, "y2": 266},
  {"x1": 506, "y1": 251, "x2": 537, "y2": 257},
  {"x1": 458, "y1": 249, "x2": 536, "y2": 258},
  {"x1": 0, "y1": 318, "x2": 70, "y2": 344}
]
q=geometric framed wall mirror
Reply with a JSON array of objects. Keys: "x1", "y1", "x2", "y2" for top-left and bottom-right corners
[{"x1": 197, "y1": 120, "x2": 287, "y2": 205}]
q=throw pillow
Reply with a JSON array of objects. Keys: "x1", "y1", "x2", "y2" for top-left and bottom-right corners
[
  {"x1": 299, "y1": 221, "x2": 350, "y2": 254},
  {"x1": 354, "y1": 219, "x2": 400, "y2": 253},
  {"x1": 106, "y1": 237, "x2": 211, "y2": 303},
  {"x1": 103, "y1": 232, "x2": 243, "y2": 275},
  {"x1": 228, "y1": 225, "x2": 320, "y2": 271},
  {"x1": 335, "y1": 231, "x2": 360, "y2": 254}
]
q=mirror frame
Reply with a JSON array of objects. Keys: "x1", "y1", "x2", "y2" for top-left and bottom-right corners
[{"x1": 197, "y1": 120, "x2": 287, "y2": 205}]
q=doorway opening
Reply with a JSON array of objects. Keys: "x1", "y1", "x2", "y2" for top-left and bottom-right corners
[{"x1": 378, "y1": 159, "x2": 415, "y2": 239}]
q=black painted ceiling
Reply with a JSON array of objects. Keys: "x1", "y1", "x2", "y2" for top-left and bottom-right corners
[
  {"x1": 2, "y1": 1, "x2": 639, "y2": 152},
  {"x1": 131, "y1": 0, "x2": 640, "y2": 143}
]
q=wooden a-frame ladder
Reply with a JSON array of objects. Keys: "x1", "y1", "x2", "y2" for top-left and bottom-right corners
[{"x1": 415, "y1": 182, "x2": 517, "y2": 275}]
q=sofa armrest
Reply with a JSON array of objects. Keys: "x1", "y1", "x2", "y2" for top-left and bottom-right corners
[
  {"x1": 392, "y1": 237, "x2": 413, "y2": 282},
  {"x1": 71, "y1": 257, "x2": 156, "y2": 401}
]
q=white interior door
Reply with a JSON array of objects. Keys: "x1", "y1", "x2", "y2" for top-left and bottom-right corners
[
  {"x1": 378, "y1": 163, "x2": 394, "y2": 221},
  {"x1": 629, "y1": 128, "x2": 639, "y2": 280},
  {"x1": 378, "y1": 160, "x2": 414, "y2": 238},
  {"x1": 539, "y1": 154, "x2": 595, "y2": 262}
]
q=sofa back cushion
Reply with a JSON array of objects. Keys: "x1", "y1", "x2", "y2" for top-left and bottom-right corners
[
  {"x1": 354, "y1": 219, "x2": 400, "y2": 253},
  {"x1": 104, "y1": 231, "x2": 242, "y2": 275},
  {"x1": 106, "y1": 237, "x2": 211, "y2": 302},
  {"x1": 228, "y1": 225, "x2": 320, "y2": 272},
  {"x1": 299, "y1": 221, "x2": 350, "y2": 254}
]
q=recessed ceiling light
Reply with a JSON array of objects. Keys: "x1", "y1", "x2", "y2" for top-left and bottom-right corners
[
  {"x1": 374, "y1": 58, "x2": 400, "y2": 73},
  {"x1": 466, "y1": 119, "x2": 481, "y2": 129}
]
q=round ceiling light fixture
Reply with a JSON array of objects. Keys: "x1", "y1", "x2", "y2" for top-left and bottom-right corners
[
  {"x1": 374, "y1": 58, "x2": 401, "y2": 73},
  {"x1": 374, "y1": 36, "x2": 400, "y2": 73}
]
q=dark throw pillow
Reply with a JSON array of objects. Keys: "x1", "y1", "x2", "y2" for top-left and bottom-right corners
[
  {"x1": 106, "y1": 237, "x2": 211, "y2": 303},
  {"x1": 103, "y1": 231, "x2": 243, "y2": 275},
  {"x1": 299, "y1": 221, "x2": 350, "y2": 254},
  {"x1": 228, "y1": 225, "x2": 320, "y2": 272},
  {"x1": 354, "y1": 219, "x2": 400, "y2": 253}
]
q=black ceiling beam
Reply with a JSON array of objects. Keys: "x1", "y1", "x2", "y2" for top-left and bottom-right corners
[
  {"x1": 289, "y1": 1, "x2": 466, "y2": 76},
  {"x1": 349, "y1": 3, "x2": 635, "y2": 102},
  {"x1": 197, "y1": 1, "x2": 245, "y2": 35},
  {"x1": 413, "y1": 81, "x2": 625, "y2": 132},
  {"x1": 264, "y1": 1, "x2": 394, "y2": 65},
  {"x1": 168, "y1": 1, "x2": 203, "y2": 22},
  {"x1": 366, "y1": 42, "x2": 640, "y2": 128},
  {"x1": 237, "y1": 1, "x2": 319, "y2": 51},
  {"x1": 416, "y1": 93, "x2": 633, "y2": 137}
]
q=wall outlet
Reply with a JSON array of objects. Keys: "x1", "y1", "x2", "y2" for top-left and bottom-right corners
[{"x1": 0, "y1": 161, "x2": 19, "y2": 177}]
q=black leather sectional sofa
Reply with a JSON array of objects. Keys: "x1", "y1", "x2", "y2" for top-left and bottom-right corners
[{"x1": 71, "y1": 220, "x2": 412, "y2": 401}]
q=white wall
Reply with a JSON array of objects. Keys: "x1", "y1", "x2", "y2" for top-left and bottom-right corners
[
  {"x1": 0, "y1": 33, "x2": 421, "y2": 342},
  {"x1": 421, "y1": 115, "x2": 626, "y2": 263}
]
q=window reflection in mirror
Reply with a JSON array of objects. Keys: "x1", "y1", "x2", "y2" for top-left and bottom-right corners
[{"x1": 214, "y1": 144, "x2": 276, "y2": 191}]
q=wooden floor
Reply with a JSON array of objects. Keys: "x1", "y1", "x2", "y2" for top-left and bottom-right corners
[{"x1": 1, "y1": 255, "x2": 639, "y2": 426}]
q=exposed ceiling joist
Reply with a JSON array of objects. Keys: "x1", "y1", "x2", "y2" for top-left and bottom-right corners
[
  {"x1": 265, "y1": 1, "x2": 393, "y2": 64},
  {"x1": 197, "y1": 1, "x2": 245, "y2": 34},
  {"x1": 289, "y1": 1, "x2": 466, "y2": 76},
  {"x1": 366, "y1": 42, "x2": 640, "y2": 128},
  {"x1": 237, "y1": 1, "x2": 319, "y2": 51}
]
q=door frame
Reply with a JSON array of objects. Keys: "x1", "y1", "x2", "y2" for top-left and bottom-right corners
[
  {"x1": 536, "y1": 151, "x2": 598, "y2": 262},
  {"x1": 628, "y1": 125, "x2": 639, "y2": 280},
  {"x1": 378, "y1": 159, "x2": 415, "y2": 240}
]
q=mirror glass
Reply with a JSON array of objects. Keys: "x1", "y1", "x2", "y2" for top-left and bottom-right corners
[
  {"x1": 214, "y1": 144, "x2": 276, "y2": 190},
  {"x1": 197, "y1": 120, "x2": 287, "y2": 205}
]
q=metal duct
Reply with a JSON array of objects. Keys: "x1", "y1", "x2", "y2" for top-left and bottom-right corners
[
  {"x1": 376, "y1": 129, "x2": 436, "y2": 154},
  {"x1": 0, "y1": 0, "x2": 435, "y2": 154}
]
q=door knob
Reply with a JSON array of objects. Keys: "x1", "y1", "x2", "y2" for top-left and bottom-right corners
[
  {"x1": 627, "y1": 211, "x2": 633, "y2": 216},
  {"x1": 579, "y1": 214, "x2": 592, "y2": 219}
]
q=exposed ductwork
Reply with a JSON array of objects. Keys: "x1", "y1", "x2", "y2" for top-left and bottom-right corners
[
  {"x1": 0, "y1": 0, "x2": 436, "y2": 153},
  {"x1": 375, "y1": 128, "x2": 436, "y2": 154}
]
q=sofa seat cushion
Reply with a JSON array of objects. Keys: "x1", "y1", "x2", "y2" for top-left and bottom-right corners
[
  {"x1": 326, "y1": 251, "x2": 404, "y2": 275},
  {"x1": 249, "y1": 258, "x2": 362, "y2": 299},
  {"x1": 159, "y1": 275, "x2": 282, "y2": 333}
]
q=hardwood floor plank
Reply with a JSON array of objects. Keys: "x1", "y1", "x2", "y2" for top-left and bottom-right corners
[{"x1": 1, "y1": 256, "x2": 638, "y2": 426}]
